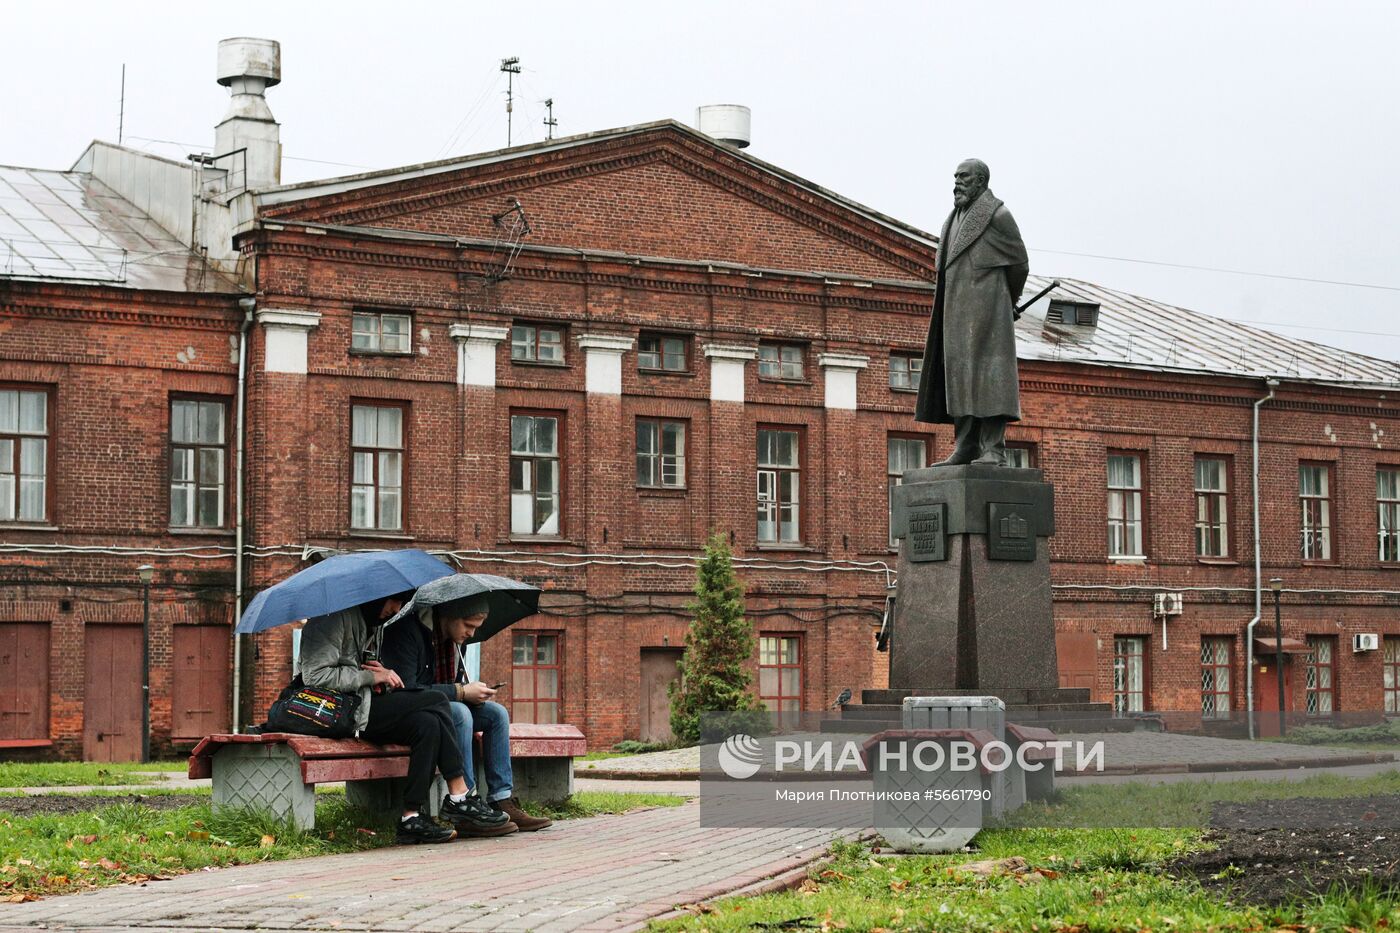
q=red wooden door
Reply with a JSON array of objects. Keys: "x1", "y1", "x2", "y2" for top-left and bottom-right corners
[
  {"x1": 1055, "y1": 633, "x2": 1097, "y2": 691},
  {"x1": 84, "y1": 625, "x2": 143, "y2": 762},
  {"x1": 0, "y1": 624, "x2": 50, "y2": 743},
  {"x1": 1253, "y1": 656, "x2": 1294, "y2": 738},
  {"x1": 171, "y1": 626, "x2": 230, "y2": 740},
  {"x1": 639, "y1": 648, "x2": 683, "y2": 744}
]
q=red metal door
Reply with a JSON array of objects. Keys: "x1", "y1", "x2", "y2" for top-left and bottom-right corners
[
  {"x1": 1253, "y1": 656, "x2": 1294, "y2": 738},
  {"x1": 171, "y1": 627, "x2": 231, "y2": 740},
  {"x1": 0, "y1": 624, "x2": 50, "y2": 743},
  {"x1": 84, "y1": 625, "x2": 143, "y2": 762},
  {"x1": 639, "y1": 648, "x2": 684, "y2": 744}
]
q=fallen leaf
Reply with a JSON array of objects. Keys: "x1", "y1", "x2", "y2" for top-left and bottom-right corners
[
  {"x1": 7, "y1": 893, "x2": 38, "y2": 903},
  {"x1": 187, "y1": 831, "x2": 209, "y2": 841},
  {"x1": 82, "y1": 835, "x2": 98, "y2": 845},
  {"x1": 889, "y1": 879, "x2": 909, "y2": 893},
  {"x1": 16, "y1": 859, "x2": 32, "y2": 867},
  {"x1": 97, "y1": 858, "x2": 121, "y2": 871},
  {"x1": 355, "y1": 828, "x2": 377, "y2": 836},
  {"x1": 798, "y1": 878, "x2": 820, "y2": 895},
  {"x1": 259, "y1": 834, "x2": 276, "y2": 848},
  {"x1": 1040, "y1": 868, "x2": 1060, "y2": 880}
]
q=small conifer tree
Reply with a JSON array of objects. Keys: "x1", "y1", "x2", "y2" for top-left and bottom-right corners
[{"x1": 669, "y1": 532, "x2": 764, "y2": 743}]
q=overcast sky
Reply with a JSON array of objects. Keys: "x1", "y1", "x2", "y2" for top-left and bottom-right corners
[{"x1": 5, "y1": 1, "x2": 1398, "y2": 361}]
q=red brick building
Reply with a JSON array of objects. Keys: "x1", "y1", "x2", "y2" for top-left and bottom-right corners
[{"x1": 4, "y1": 80, "x2": 1400, "y2": 759}]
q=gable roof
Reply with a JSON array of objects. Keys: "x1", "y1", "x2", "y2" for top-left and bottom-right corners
[{"x1": 254, "y1": 119, "x2": 940, "y2": 251}]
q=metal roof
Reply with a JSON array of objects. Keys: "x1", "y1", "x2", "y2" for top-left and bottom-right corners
[
  {"x1": 1016, "y1": 275, "x2": 1400, "y2": 389},
  {"x1": 0, "y1": 165, "x2": 240, "y2": 293}
]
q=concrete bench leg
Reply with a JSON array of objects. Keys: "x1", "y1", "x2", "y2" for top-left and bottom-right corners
[
  {"x1": 212, "y1": 744, "x2": 316, "y2": 831},
  {"x1": 346, "y1": 774, "x2": 448, "y2": 819},
  {"x1": 512, "y1": 757, "x2": 574, "y2": 802}
]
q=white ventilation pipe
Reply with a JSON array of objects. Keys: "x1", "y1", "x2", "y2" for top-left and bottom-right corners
[{"x1": 1245, "y1": 377, "x2": 1279, "y2": 739}]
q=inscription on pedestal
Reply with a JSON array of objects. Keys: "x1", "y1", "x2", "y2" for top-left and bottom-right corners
[
  {"x1": 907, "y1": 504, "x2": 947, "y2": 562},
  {"x1": 988, "y1": 503, "x2": 1035, "y2": 561}
]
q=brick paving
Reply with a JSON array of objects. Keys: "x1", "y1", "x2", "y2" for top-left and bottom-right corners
[{"x1": 0, "y1": 801, "x2": 850, "y2": 933}]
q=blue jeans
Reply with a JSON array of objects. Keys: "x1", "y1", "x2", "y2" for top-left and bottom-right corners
[{"x1": 448, "y1": 700, "x2": 514, "y2": 802}]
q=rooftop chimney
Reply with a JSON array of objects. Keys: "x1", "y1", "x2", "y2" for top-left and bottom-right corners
[
  {"x1": 696, "y1": 105, "x2": 751, "y2": 149},
  {"x1": 214, "y1": 37, "x2": 282, "y2": 190}
]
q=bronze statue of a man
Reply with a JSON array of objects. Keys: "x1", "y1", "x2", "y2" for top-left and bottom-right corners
[{"x1": 914, "y1": 159, "x2": 1029, "y2": 465}]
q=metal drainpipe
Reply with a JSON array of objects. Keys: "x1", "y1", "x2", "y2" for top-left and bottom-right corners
[
  {"x1": 231, "y1": 297, "x2": 255, "y2": 732},
  {"x1": 1246, "y1": 378, "x2": 1279, "y2": 739}
]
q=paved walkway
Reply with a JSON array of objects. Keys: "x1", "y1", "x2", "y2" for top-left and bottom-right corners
[
  {"x1": 0, "y1": 801, "x2": 846, "y2": 933},
  {"x1": 578, "y1": 733, "x2": 1394, "y2": 779}
]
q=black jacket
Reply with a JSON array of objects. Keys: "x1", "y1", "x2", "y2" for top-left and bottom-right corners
[{"x1": 379, "y1": 618, "x2": 457, "y2": 702}]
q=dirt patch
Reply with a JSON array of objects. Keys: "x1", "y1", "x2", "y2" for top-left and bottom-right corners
[
  {"x1": 1170, "y1": 794, "x2": 1400, "y2": 905},
  {"x1": 0, "y1": 794, "x2": 204, "y2": 818}
]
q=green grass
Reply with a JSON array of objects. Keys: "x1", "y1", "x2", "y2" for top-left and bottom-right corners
[
  {"x1": 0, "y1": 790, "x2": 683, "y2": 899},
  {"x1": 1000, "y1": 768, "x2": 1400, "y2": 829},
  {"x1": 651, "y1": 775, "x2": 1400, "y2": 932},
  {"x1": 652, "y1": 831, "x2": 1400, "y2": 932},
  {"x1": 0, "y1": 761, "x2": 188, "y2": 789},
  {"x1": 1263, "y1": 719, "x2": 1400, "y2": 752},
  {"x1": 579, "y1": 740, "x2": 690, "y2": 762},
  {"x1": 522, "y1": 790, "x2": 686, "y2": 820}
]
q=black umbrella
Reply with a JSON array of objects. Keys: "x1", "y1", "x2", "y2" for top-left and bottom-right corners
[{"x1": 377, "y1": 573, "x2": 541, "y2": 651}]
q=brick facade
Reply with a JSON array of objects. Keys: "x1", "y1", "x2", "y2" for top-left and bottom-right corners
[{"x1": 4, "y1": 124, "x2": 1399, "y2": 758}]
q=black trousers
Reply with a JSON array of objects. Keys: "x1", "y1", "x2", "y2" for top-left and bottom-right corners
[{"x1": 361, "y1": 690, "x2": 465, "y2": 809}]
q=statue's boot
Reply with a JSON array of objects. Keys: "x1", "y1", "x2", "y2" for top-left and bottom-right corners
[
  {"x1": 934, "y1": 416, "x2": 980, "y2": 466},
  {"x1": 970, "y1": 417, "x2": 1007, "y2": 466}
]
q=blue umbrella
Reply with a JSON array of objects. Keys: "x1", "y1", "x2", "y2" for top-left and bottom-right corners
[{"x1": 236, "y1": 549, "x2": 455, "y2": 634}]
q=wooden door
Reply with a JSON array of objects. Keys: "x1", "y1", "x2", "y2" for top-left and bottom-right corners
[
  {"x1": 84, "y1": 625, "x2": 143, "y2": 762},
  {"x1": 1254, "y1": 656, "x2": 1294, "y2": 738},
  {"x1": 639, "y1": 648, "x2": 684, "y2": 744},
  {"x1": 0, "y1": 624, "x2": 50, "y2": 743},
  {"x1": 171, "y1": 626, "x2": 230, "y2": 740},
  {"x1": 1055, "y1": 633, "x2": 1097, "y2": 691}
]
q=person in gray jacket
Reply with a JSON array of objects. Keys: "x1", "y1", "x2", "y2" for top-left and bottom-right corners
[{"x1": 299, "y1": 592, "x2": 514, "y2": 844}]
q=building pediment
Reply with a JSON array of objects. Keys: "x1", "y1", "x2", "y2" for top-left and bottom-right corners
[{"x1": 255, "y1": 121, "x2": 938, "y2": 282}]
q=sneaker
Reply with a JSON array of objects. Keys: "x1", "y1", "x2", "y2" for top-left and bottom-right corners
[
  {"x1": 441, "y1": 793, "x2": 518, "y2": 837},
  {"x1": 396, "y1": 813, "x2": 456, "y2": 845},
  {"x1": 493, "y1": 797, "x2": 553, "y2": 832}
]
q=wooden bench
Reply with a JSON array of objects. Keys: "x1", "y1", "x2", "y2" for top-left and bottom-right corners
[{"x1": 188, "y1": 723, "x2": 587, "y2": 830}]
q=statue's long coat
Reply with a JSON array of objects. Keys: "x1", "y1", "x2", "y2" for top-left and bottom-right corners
[{"x1": 914, "y1": 189, "x2": 1029, "y2": 424}]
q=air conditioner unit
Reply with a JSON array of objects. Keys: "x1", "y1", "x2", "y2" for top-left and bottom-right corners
[
  {"x1": 1353, "y1": 633, "x2": 1380, "y2": 653},
  {"x1": 1153, "y1": 593, "x2": 1183, "y2": 616}
]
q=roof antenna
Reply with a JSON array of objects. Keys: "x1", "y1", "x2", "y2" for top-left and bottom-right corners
[
  {"x1": 500, "y1": 56, "x2": 522, "y2": 146},
  {"x1": 118, "y1": 64, "x2": 126, "y2": 145},
  {"x1": 543, "y1": 98, "x2": 557, "y2": 141}
]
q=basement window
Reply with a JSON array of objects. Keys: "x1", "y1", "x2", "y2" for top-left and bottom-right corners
[
  {"x1": 1046, "y1": 301, "x2": 1100, "y2": 327},
  {"x1": 351, "y1": 311, "x2": 412, "y2": 354}
]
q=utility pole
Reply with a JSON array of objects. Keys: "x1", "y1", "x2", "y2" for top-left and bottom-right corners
[
  {"x1": 500, "y1": 57, "x2": 521, "y2": 146},
  {"x1": 543, "y1": 98, "x2": 557, "y2": 141}
]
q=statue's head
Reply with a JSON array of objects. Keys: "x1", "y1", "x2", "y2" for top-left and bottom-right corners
[{"x1": 953, "y1": 159, "x2": 990, "y2": 210}]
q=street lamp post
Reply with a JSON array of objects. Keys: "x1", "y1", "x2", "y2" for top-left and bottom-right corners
[
  {"x1": 138, "y1": 564, "x2": 154, "y2": 763},
  {"x1": 1270, "y1": 577, "x2": 1285, "y2": 736}
]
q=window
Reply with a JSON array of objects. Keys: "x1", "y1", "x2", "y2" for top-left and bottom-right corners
[
  {"x1": 351, "y1": 311, "x2": 411, "y2": 353},
  {"x1": 887, "y1": 436, "x2": 928, "y2": 548},
  {"x1": 1113, "y1": 636, "x2": 1146, "y2": 715},
  {"x1": 759, "y1": 634, "x2": 802, "y2": 720},
  {"x1": 1201, "y1": 637, "x2": 1232, "y2": 720},
  {"x1": 350, "y1": 403, "x2": 405, "y2": 531},
  {"x1": 510, "y1": 324, "x2": 565, "y2": 364},
  {"x1": 510, "y1": 413, "x2": 562, "y2": 536},
  {"x1": 0, "y1": 623, "x2": 49, "y2": 742},
  {"x1": 636, "y1": 418, "x2": 686, "y2": 488},
  {"x1": 1385, "y1": 637, "x2": 1400, "y2": 714},
  {"x1": 1048, "y1": 301, "x2": 1100, "y2": 326},
  {"x1": 638, "y1": 333, "x2": 687, "y2": 372},
  {"x1": 1378, "y1": 469, "x2": 1400, "y2": 562},
  {"x1": 0, "y1": 388, "x2": 49, "y2": 523},
  {"x1": 1305, "y1": 636, "x2": 1335, "y2": 715},
  {"x1": 1194, "y1": 456, "x2": 1229, "y2": 558},
  {"x1": 1005, "y1": 443, "x2": 1037, "y2": 469},
  {"x1": 757, "y1": 344, "x2": 804, "y2": 381},
  {"x1": 757, "y1": 428, "x2": 801, "y2": 544},
  {"x1": 170, "y1": 398, "x2": 227, "y2": 528},
  {"x1": 1107, "y1": 453, "x2": 1145, "y2": 557},
  {"x1": 511, "y1": 632, "x2": 560, "y2": 724},
  {"x1": 1299, "y1": 463, "x2": 1333, "y2": 561},
  {"x1": 889, "y1": 353, "x2": 922, "y2": 390}
]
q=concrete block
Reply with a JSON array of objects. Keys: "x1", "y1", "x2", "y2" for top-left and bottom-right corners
[
  {"x1": 211, "y1": 743, "x2": 316, "y2": 831},
  {"x1": 513, "y1": 757, "x2": 574, "y2": 802}
]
